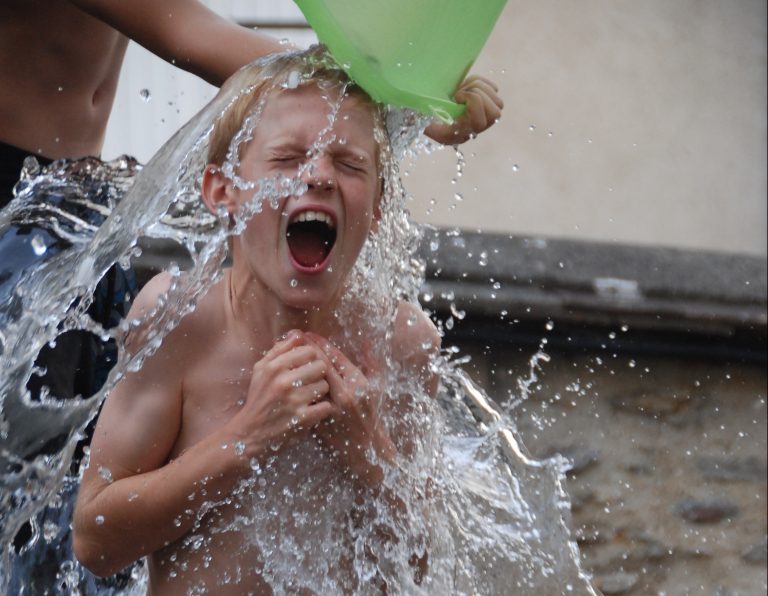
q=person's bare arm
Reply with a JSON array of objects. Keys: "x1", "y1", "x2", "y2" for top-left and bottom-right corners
[
  {"x1": 73, "y1": 277, "x2": 334, "y2": 577},
  {"x1": 72, "y1": 273, "x2": 238, "y2": 576},
  {"x1": 69, "y1": 0, "x2": 286, "y2": 86}
]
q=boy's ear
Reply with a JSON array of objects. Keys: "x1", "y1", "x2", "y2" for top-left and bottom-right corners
[{"x1": 201, "y1": 164, "x2": 236, "y2": 217}]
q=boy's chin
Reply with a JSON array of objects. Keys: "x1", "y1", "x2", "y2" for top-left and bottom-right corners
[{"x1": 279, "y1": 283, "x2": 340, "y2": 312}]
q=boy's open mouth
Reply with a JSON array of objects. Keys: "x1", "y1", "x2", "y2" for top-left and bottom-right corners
[{"x1": 286, "y1": 209, "x2": 337, "y2": 271}]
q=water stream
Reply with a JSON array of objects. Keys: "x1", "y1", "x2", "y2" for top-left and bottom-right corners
[{"x1": 0, "y1": 50, "x2": 597, "y2": 594}]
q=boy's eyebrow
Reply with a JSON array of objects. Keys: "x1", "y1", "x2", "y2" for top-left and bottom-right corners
[{"x1": 265, "y1": 139, "x2": 375, "y2": 162}]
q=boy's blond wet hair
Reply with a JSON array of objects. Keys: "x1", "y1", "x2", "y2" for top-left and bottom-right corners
[{"x1": 207, "y1": 46, "x2": 385, "y2": 170}]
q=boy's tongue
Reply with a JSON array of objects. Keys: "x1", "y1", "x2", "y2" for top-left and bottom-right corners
[{"x1": 287, "y1": 222, "x2": 334, "y2": 268}]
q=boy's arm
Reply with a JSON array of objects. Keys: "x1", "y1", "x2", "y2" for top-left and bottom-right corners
[
  {"x1": 69, "y1": 0, "x2": 286, "y2": 86},
  {"x1": 72, "y1": 274, "x2": 246, "y2": 576},
  {"x1": 71, "y1": 0, "x2": 501, "y2": 143},
  {"x1": 73, "y1": 277, "x2": 335, "y2": 577}
]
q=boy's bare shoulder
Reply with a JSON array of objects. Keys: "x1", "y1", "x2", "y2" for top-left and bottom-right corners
[
  {"x1": 125, "y1": 271, "x2": 222, "y2": 355},
  {"x1": 125, "y1": 270, "x2": 174, "y2": 321},
  {"x1": 392, "y1": 301, "x2": 441, "y2": 364}
]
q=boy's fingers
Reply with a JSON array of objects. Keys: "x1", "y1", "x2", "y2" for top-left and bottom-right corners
[
  {"x1": 302, "y1": 400, "x2": 336, "y2": 427},
  {"x1": 263, "y1": 331, "x2": 306, "y2": 361},
  {"x1": 296, "y1": 379, "x2": 330, "y2": 404},
  {"x1": 305, "y1": 333, "x2": 358, "y2": 379},
  {"x1": 459, "y1": 74, "x2": 499, "y2": 93},
  {"x1": 325, "y1": 366, "x2": 355, "y2": 410},
  {"x1": 461, "y1": 91, "x2": 490, "y2": 133},
  {"x1": 288, "y1": 359, "x2": 328, "y2": 386},
  {"x1": 463, "y1": 79, "x2": 504, "y2": 111},
  {"x1": 267, "y1": 345, "x2": 323, "y2": 373},
  {"x1": 461, "y1": 89, "x2": 503, "y2": 133},
  {"x1": 478, "y1": 93, "x2": 503, "y2": 124}
]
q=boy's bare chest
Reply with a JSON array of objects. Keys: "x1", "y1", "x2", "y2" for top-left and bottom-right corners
[{"x1": 173, "y1": 336, "x2": 262, "y2": 456}]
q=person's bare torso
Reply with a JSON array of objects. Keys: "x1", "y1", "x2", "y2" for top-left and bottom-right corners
[
  {"x1": 0, "y1": 0, "x2": 127, "y2": 159},
  {"x1": 144, "y1": 278, "x2": 357, "y2": 595}
]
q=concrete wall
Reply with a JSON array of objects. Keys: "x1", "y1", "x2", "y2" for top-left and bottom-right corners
[
  {"x1": 405, "y1": 0, "x2": 767, "y2": 256},
  {"x1": 103, "y1": 1, "x2": 766, "y2": 256}
]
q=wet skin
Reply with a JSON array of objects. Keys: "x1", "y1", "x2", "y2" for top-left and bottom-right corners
[
  {"x1": 73, "y1": 84, "x2": 440, "y2": 593},
  {"x1": 0, "y1": 0, "x2": 283, "y2": 160},
  {"x1": 0, "y1": 0, "x2": 127, "y2": 159}
]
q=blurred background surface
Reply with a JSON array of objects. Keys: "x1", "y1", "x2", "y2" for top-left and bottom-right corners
[{"x1": 104, "y1": 0, "x2": 767, "y2": 256}]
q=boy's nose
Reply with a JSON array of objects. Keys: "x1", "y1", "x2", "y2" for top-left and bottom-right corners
[{"x1": 302, "y1": 155, "x2": 336, "y2": 192}]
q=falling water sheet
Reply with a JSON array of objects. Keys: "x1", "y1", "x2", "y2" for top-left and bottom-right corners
[{"x1": 0, "y1": 50, "x2": 597, "y2": 595}]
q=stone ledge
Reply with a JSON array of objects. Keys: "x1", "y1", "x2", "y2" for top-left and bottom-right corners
[
  {"x1": 133, "y1": 229, "x2": 767, "y2": 360},
  {"x1": 420, "y1": 229, "x2": 766, "y2": 361}
]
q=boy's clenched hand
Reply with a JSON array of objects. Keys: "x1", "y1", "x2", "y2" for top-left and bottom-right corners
[
  {"x1": 223, "y1": 332, "x2": 335, "y2": 460},
  {"x1": 424, "y1": 75, "x2": 504, "y2": 145},
  {"x1": 306, "y1": 333, "x2": 396, "y2": 487}
]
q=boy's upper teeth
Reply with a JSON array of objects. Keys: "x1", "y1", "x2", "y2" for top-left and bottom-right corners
[{"x1": 291, "y1": 210, "x2": 335, "y2": 227}]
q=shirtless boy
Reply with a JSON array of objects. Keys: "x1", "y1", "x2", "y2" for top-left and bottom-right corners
[{"x1": 72, "y1": 50, "x2": 502, "y2": 593}]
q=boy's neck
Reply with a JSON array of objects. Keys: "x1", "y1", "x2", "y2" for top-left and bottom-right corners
[{"x1": 225, "y1": 269, "x2": 340, "y2": 347}]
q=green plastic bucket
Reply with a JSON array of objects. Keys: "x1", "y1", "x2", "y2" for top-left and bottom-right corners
[{"x1": 294, "y1": 0, "x2": 507, "y2": 121}]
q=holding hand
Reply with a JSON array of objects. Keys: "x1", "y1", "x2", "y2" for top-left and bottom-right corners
[
  {"x1": 306, "y1": 333, "x2": 396, "y2": 487},
  {"x1": 424, "y1": 75, "x2": 504, "y2": 145},
  {"x1": 223, "y1": 332, "x2": 335, "y2": 460}
]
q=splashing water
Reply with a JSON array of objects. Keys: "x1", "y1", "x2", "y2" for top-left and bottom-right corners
[{"x1": 0, "y1": 49, "x2": 597, "y2": 594}]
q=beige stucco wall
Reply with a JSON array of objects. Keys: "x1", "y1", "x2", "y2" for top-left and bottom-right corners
[
  {"x1": 405, "y1": 0, "x2": 767, "y2": 256},
  {"x1": 104, "y1": 0, "x2": 767, "y2": 256}
]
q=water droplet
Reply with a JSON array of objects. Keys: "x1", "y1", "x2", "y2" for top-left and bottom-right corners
[
  {"x1": 234, "y1": 441, "x2": 246, "y2": 456},
  {"x1": 139, "y1": 88, "x2": 151, "y2": 102},
  {"x1": 95, "y1": 515, "x2": 105, "y2": 525},
  {"x1": 545, "y1": 321, "x2": 555, "y2": 331},
  {"x1": 284, "y1": 70, "x2": 301, "y2": 89},
  {"x1": 290, "y1": 279, "x2": 298, "y2": 288},
  {"x1": 43, "y1": 521, "x2": 58, "y2": 542},
  {"x1": 98, "y1": 466, "x2": 113, "y2": 483},
  {"x1": 292, "y1": 379, "x2": 303, "y2": 388},
  {"x1": 31, "y1": 234, "x2": 47, "y2": 256},
  {"x1": 449, "y1": 303, "x2": 466, "y2": 320},
  {"x1": 512, "y1": 164, "x2": 520, "y2": 172}
]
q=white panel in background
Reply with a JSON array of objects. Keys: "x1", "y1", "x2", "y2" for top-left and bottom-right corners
[{"x1": 102, "y1": 4, "x2": 315, "y2": 163}]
